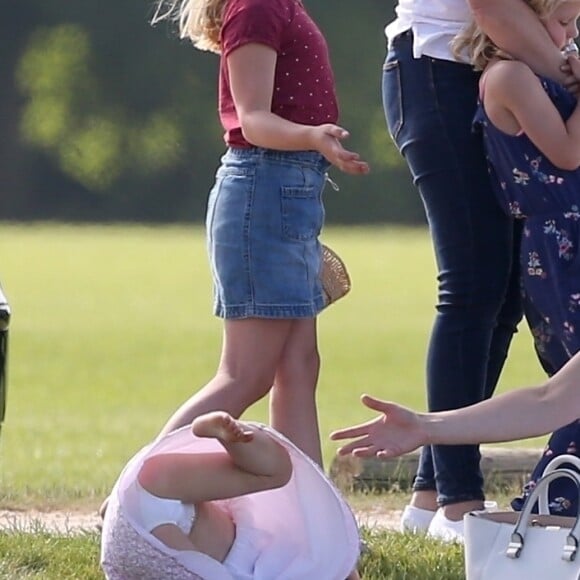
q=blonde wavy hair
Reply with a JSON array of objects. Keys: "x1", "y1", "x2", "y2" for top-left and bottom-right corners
[
  {"x1": 152, "y1": 0, "x2": 228, "y2": 53},
  {"x1": 453, "y1": 0, "x2": 562, "y2": 70}
]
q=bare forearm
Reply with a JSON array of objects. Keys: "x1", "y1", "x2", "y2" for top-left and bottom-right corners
[
  {"x1": 240, "y1": 111, "x2": 317, "y2": 151},
  {"x1": 469, "y1": 0, "x2": 566, "y2": 83},
  {"x1": 423, "y1": 355, "x2": 580, "y2": 445},
  {"x1": 422, "y1": 386, "x2": 553, "y2": 445}
]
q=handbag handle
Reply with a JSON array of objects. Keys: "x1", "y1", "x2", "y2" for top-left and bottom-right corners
[
  {"x1": 507, "y1": 468, "x2": 580, "y2": 562},
  {"x1": 539, "y1": 454, "x2": 580, "y2": 514}
]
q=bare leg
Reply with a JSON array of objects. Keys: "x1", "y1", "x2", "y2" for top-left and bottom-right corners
[
  {"x1": 410, "y1": 490, "x2": 438, "y2": 511},
  {"x1": 136, "y1": 412, "x2": 291, "y2": 561},
  {"x1": 192, "y1": 411, "x2": 293, "y2": 481},
  {"x1": 139, "y1": 412, "x2": 292, "y2": 503},
  {"x1": 270, "y1": 318, "x2": 322, "y2": 465},
  {"x1": 157, "y1": 319, "x2": 294, "y2": 438},
  {"x1": 409, "y1": 491, "x2": 484, "y2": 520},
  {"x1": 102, "y1": 320, "x2": 302, "y2": 519},
  {"x1": 442, "y1": 500, "x2": 484, "y2": 521}
]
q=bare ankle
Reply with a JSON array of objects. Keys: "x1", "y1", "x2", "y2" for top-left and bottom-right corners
[
  {"x1": 442, "y1": 500, "x2": 484, "y2": 521},
  {"x1": 409, "y1": 490, "x2": 437, "y2": 511}
]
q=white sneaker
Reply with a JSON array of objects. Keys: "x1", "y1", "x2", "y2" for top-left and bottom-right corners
[
  {"x1": 425, "y1": 502, "x2": 497, "y2": 542},
  {"x1": 399, "y1": 505, "x2": 436, "y2": 534},
  {"x1": 427, "y1": 508, "x2": 464, "y2": 543}
]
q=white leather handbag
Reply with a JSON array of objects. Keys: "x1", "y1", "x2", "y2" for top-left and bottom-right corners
[
  {"x1": 464, "y1": 467, "x2": 580, "y2": 580},
  {"x1": 538, "y1": 453, "x2": 580, "y2": 514}
]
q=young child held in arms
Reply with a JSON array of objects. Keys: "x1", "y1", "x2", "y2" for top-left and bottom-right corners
[
  {"x1": 101, "y1": 411, "x2": 360, "y2": 579},
  {"x1": 334, "y1": 0, "x2": 580, "y2": 519},
  {"x1": 454, "y1": 0, "x2": 580, "y2": 516},
  {"x1": 453, "y1": 0, "x2": 580, "y2": 374}
]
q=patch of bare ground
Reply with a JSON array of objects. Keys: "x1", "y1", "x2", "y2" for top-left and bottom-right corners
[
  {"x1": 0, "y1": 509, "x2": 101, "y2": 534},
  {"x1": 0, "y1": 507, "x2": 401, "y2": 534}
]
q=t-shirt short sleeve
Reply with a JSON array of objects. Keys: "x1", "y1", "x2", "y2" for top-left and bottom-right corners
[{"x1": 221, "y1": 0, "x2": 290, "y2": 57}]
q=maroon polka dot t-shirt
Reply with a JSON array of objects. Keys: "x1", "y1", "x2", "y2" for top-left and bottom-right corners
[{"x1": 219, "y1": 0, "x2": 339, "y2": 147}]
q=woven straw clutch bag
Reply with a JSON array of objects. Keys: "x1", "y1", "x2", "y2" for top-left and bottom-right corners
[{"x1": 321, "y1": 244, "x2": 351, "y2": 306}]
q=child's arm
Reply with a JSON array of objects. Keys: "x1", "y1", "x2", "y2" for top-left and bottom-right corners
[
  {"x1": 485, "y1": 58, "x2": 580, "y2": 169},
  {"x1": 469, "y1": 0, "x2": 569, "y2": 84},
  {"x1": 227, "y1": 43, "x2": 369, "y2": 175},
  {"x1": 138, "y1": 412, "x2": 293, "y2": 504},
  {"x1": 331, "y1": 349, "x2": 580, "y2": 458}
]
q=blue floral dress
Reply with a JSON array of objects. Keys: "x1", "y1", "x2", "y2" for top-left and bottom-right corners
[{"x1": 474, "y1": 74, "x2": 580, "y2": 516}]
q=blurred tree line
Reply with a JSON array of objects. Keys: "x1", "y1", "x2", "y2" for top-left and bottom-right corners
[{"x1": 0, "y1": 0, "x2": 425, "y2": 224}]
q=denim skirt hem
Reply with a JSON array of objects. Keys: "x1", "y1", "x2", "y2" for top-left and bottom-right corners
[{"x1": 214, "y1": 299, "x2": 326, "y2": 320}]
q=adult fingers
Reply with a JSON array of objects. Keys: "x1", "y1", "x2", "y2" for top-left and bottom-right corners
[
  {"x1": 361, "y1": 395, "x2": 395, "y2": 414},
  {"x1": 330, "y1": 420, "x2": 377, "y2": 440}
]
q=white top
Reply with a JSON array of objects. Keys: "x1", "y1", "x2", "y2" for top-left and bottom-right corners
[
  {"x1": 385, "y1": 0, "x2": 472, "y2": 61},
  {"x1": 123, "y1": 479, "x2": 196, "y2": 534}
]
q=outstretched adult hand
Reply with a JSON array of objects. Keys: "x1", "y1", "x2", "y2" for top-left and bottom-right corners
[{"x1": 330, "y1": 395, "x2": 427, "y2": 459}]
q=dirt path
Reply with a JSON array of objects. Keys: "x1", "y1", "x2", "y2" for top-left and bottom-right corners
[
  {"x1": 0, "y1": 509, "x2": 102, "y2": 535},
  {"x1": 0, "y1": 507, "x2": 402, "y2": 535}
]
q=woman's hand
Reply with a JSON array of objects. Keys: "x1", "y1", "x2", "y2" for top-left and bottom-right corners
[
  {"x1": 310, "y1": 124, "x2": 370, "y2": 175},
  {"x1": 330, "y1": 395, "x2": 427, "y2": 458}
]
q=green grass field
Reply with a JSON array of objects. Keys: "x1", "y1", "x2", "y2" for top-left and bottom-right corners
[
  {"x1": 0, "y1": 525, "x2": 467, "y2": 579},
  {"x1": 0, "y1": 223, "x2": 547, "y2": 510},
  {"x1": 0, "y1": 223, "x2": 551, "y2": 578}
]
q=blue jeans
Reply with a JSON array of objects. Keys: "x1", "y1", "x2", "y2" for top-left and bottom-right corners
[{"x1": 382, "y1": 31, "x2": 523, "y2": 506}]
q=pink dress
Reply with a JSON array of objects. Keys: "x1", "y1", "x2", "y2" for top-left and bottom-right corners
[{"x1": 100, "y1": 424, "x2": 360, "y2": 579}]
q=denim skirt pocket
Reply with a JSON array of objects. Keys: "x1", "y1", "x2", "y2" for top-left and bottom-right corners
[
  {"x1": 382, "y1": 58, "x2": 404, "y2": 143},
  {"x1": 281, "y1": 180, "x2": 325, "y2": 241}
]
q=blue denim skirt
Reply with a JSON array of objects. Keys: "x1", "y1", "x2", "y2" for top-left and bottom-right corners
[{"x1": 206, "y1": 147, "x2": 331, "y2": 319}]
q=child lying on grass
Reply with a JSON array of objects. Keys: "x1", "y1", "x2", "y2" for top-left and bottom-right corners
[{"x1": 101, "y1": 411, "x2": 360, "y2": 579}]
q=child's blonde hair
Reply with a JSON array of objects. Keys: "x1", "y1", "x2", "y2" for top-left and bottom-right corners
[
  {"x1": 453, "y1": 0, "x2": 562, "y2": 70},
  {"x1": 152, "y1": 0, "x2": 227, "y2": 53}
]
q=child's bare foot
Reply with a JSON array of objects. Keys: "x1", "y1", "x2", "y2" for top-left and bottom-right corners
[{"x1": 192, "y1": 411, "x2": 254, "y2": 443}]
